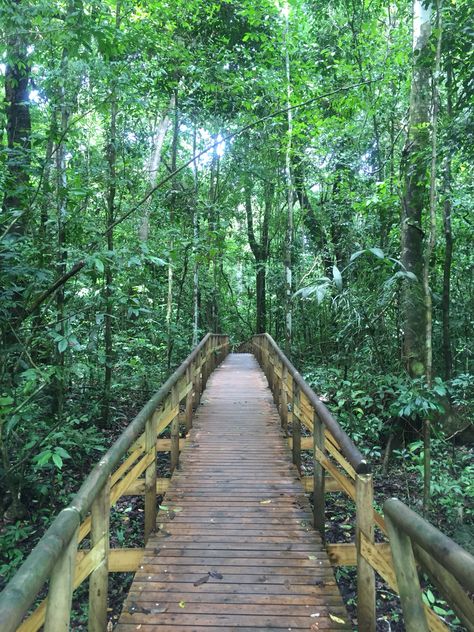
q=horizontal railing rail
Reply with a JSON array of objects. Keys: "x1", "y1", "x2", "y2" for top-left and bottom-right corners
[
  {"x1": 248, "y1": 333, "x2": 472, "y2": 632},
  {"x1": 0, "y1": 333, "x2": 230, "y2": 632}
]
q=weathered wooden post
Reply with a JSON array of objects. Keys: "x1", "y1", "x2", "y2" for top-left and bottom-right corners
[
  {"x1": 292, "y1": 384, "x2": 301, "y2": 473},
  {"x1": 44, "y1": 517, "x2": 79, "y2": 632},
  {"x1": 185, "y1": 365, "x2": 193, "y2": 432},
  {"x1": 193, "y1": 351, "x2": 202, "y2": 408},
  {"x1": 313, "y1": 412, "x2": 325, "y2": 539},
  {"x1": 144, "y1": 409, "x2": 159, "y2": 541},
  {"x1": 170, "y1": 382, "x2": 180, "y2": 473},
  {"x1": 355, "y1": 473, "x2": 376, "y2": 632},
  {"x1": 280, "y1": 364, "x2": 288, "y2": 434},
  {"x1": 385, "y1": 517, "x2": 429, "y2": 632},
  {"x1": 88, "y1": 478, "x2": 110, "y2": 632}
]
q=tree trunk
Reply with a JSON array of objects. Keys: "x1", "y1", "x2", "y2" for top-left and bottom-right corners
[
  {"x1": 52, "y1": 49, "x2": 70, "y2": 422},
  {"x1": 139, "y1": 97, "x2": 173, "y2": 242},
  {"x1": 400, "y1": 0, "x2": 432, "y2": 377},
  {"x1": 442, "y1": 63, "x2": 453, "y2": 380},
  {"x1": 192, "y1": 127, "x2": 200, "y2": 346},
  {"x1": 166, "y1": 91, "x2": 179, "y2": 370},
  {"x1": 284, "y1": 2, "x2": 293, "y2": 356},
  {"x1": 102, "y1": 1, "x2": 121, "y2": 428},
  {"x1": 2, "y1": 0, "x2": 31, "y2": 232}
]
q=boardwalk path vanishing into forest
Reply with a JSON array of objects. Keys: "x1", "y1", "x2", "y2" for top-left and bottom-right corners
[
  {"x1": 3, "y1": 335, "x2": 471, "y2": 632},
  {"x1": 115, "y1": 353, "x2": 350, "y2": 631}
]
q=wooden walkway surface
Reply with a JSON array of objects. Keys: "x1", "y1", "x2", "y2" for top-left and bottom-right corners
[{"x1": 116, "y1": 353, "x2": 350, "y2": 631}]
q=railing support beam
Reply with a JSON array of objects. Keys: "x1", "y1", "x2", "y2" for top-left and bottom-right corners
[
  {"x1": 44, "y1": 522, "x2": 79, "y2": 632},
  {"x1": 88, "y1": 478, "x2": 110, "y2": 632},
  {"x1": 313, "y1": 412, "x2": 325, "y2": 540},
  {"x1": 355, "y1": 473, "x2": 376, "y2": 632}
]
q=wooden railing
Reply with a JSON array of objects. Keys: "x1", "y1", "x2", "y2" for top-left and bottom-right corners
[
  {"x1": 384, "y1": 499, "x2": 474, "y2": 632},
  {"x1": 0, "y1": 333, "x2": 230, "y2": 632},
  {"x1": 250, "y1": 333, "x2": 474, "y2": 632}
]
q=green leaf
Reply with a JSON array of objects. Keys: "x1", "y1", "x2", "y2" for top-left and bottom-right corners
[
  {"x1": 350, "y1": 250, "x2": 365, "y2": 262},
  {"x1": 369, "y1": 247, "x2": 385, "y2": 259},
  {"x1": 52, "y1": 453, "x2": 63, "y2": 469},
  {"x1": 58, "y1": 338, "x2": 68, "y2": 353},
  {"x1": 333, "y1": 265, "x2": 343, "y2": 290}
]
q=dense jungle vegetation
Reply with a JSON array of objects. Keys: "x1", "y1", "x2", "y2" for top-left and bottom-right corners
[{"x1": 0, "y1": 0, "x2": 473, "y2": 628}]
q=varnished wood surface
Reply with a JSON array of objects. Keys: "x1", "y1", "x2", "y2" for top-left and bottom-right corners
[{"x1": 115, "y1": 353, "x2": 351, "y2": 631}]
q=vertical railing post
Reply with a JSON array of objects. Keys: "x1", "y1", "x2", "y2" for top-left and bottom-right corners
[
  {"x1": 170, "y1": 382, "x2": 180, "y2": 473},
  {"x1": 355, "y1": 473, "x2": 376, "y2": 632},
  {"x1": 144, "y1": 409, "x2": 158, "y2": 541},
  {"x1": 313, "y1": 412, "x2": 325, "y2": 539},
  {"x1": 185, "y1": 365, "x2": 193, "y2": 432},
  {"x1": 202, "y1": 346, "x2": 209, "y2": 390},
  {"x1": 292, "y1": 384, "x2": 301, "y2": 472},
  {"x1": 44, "y1": 517, "x2": 79, "y2": 632},
  {"x1": 193, "y1": 352, "x2": 202, "y2": 408},
  {"x1": 385, "y1": 515, "x2": 429, "y2": 632},
  {"x1": 273, "y1": 359, "x2": 281, "y2": 408},
  {"x1": 280, "y1": 364, "x2": 288, "y2": 434},
  {"x1": 88, "y1": 477, "x2": 110, "y2": 632}
]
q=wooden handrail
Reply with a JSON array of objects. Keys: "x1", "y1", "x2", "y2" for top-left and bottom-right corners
[
  {"x1": 252, "y1": 333, "x2": 369, "y2": 473},
  {"x1": 384, "y1": 498, "x2": 474, "y2": 631},
  {"x1": 0, "y1": 333, "x2": 230, "y2": 632}
]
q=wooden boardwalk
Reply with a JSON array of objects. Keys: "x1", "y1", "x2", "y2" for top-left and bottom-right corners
[{"x1": 116, "y1": 353, "x2": 350, "y2": 631}]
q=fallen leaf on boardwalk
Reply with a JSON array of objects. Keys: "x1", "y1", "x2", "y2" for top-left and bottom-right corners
[
  {"x1": 194, "y1": 575, "x2": 210, "y2": 586},
  {"x1": 159, "y1": 505, "x2": 169, "y2": 511},
  {"x1": 284, "y1": 579, "x2": 291, "y2": 590},
  {"x1": 329, "y1": 614, "x2": 346, "y2": 624},
  {"x1": 128, "y1": 602, "x2": 150, "y2": 614},
  {"x1": 208, "y1": 570, "x2": 223, "y2": 579},
  {"x1": 174, "y1": 507, "x2": 183, "y2": 512},
  {"x1": 150, "y1": 606, "x2": 168, "y2": 614},
  {"x1": 310, "y1": 624, "x2": 319, "y2": 630},
  {"x1": 257, "y1": 575, "x2": 268, "y2": 583},
  {"x1": 310, "y1": 613, "x2": 320, "y2": 618},
  {"x1": 153, "y1": 547, "x2": 160, "y2": 554},
  {"x1": 314, "y1": 579, "x2": 326, "y2": 587},
  {"x1": 259, "y1": 499, "x2": 272, "y2": 504},
  {"x1": 179, "y1": 600, "x2": 186, "y2": 608},
  {"x1": 168, "y1": 509, "x2": 176, "y2": 520},
  {"x1": 308, "y1": 555, "x2": 317, "y2": 560}
]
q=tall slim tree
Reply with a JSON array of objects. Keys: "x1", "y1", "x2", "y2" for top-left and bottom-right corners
[{"x1": 400, "y1": 0, "x2": 433, "y2": 377}]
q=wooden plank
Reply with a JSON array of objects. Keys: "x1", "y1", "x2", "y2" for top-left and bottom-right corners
[
  {"x1": 76, "y1": 548, "x2": 145, "y2": 572},
  {"x1": 314, "y1": 447, "x2": 356, "y2": 499},
  {"x1": 124, "y1": 477, "x2": 170, "y2": 495}
]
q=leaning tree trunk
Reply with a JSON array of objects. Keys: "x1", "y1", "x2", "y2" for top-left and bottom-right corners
[{"x1": 400, "y1": 0, "x2": 433, "y2": 377}]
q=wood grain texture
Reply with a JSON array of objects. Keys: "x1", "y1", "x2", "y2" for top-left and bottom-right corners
[{"x1": 116, "y1": 353, "x2": 350, "y2": 631}]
